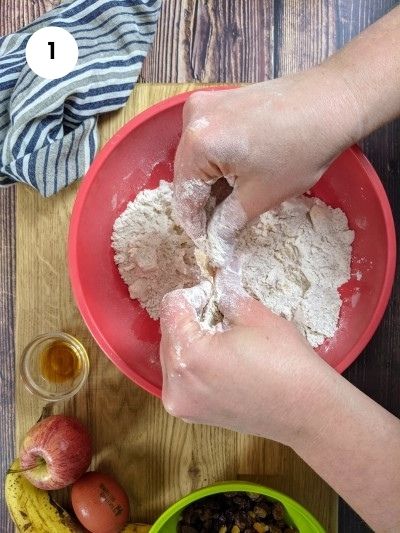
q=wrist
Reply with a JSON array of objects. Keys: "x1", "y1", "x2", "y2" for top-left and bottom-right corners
[
  {"x1": 284, "y1": 359, "x2": 344, "y2": 453},
  {"x1": 303, "y1": 63, "x2": 366, "y2": 156},
  {"x1": 253, "y1": 353, "x2": 345, "y2": 449},
  {"x1": 250, "y1": 69, "x2": 363, "y2": 178},
  {"x1": 317, "y1": 60, "x2": 369, "y2": 145}
]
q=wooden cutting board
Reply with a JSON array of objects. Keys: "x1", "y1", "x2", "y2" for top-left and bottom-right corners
[{"x1": 15, "y1": 83, "x2": 337, "y2": 531}]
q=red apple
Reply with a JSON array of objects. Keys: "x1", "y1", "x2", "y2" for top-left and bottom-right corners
[{"x1": 19, "y1": 414, "x2": 92, "y2": 490}]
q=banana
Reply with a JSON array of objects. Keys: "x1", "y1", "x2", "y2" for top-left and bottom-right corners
[
  {"x1": 121, "y1": 524, "x2": 152, "y2": 533},
  {"x1": 5, "y1": 459, "x2": 82, "y2": 533}
]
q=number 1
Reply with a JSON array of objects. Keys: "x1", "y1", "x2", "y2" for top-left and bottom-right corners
[{"x1": 48, "y1": 42, "x2": 55, "y2": 59}]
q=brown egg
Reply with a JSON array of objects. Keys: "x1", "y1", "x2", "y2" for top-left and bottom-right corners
[{"x1": 71, "y1": 472, "x2": 130, "y2": 533}]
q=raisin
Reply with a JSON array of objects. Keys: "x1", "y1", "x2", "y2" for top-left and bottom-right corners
[{"x1": 177, "y1": 492, "x2": 297, "y2": 532}]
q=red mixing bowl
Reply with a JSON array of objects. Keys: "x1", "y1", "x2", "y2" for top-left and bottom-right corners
[{"x1": 68, "y1": 89, "x2": 396, "y2": 398}]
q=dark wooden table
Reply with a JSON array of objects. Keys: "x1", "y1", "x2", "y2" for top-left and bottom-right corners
[{"x1": 1, "y1": 1, "x2": 399, "y2": 532}]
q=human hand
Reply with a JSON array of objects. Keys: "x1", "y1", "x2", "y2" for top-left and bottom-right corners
[
  {"x1": 160, "y1": 277, "x2": 400, "y2": 532},
  {"x1": 173, "y1": 70, "x2": 361, "y2": 266},
  {"x1": 168, "y1": 9, "x2": 400, "y2": 529},
  {"x1": 159, "y1": 275, "x2": 334, "y2": 446}
]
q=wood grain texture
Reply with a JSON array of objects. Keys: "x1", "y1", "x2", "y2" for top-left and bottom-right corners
[
  {"x1": 15, "y1": 83, "x2": 336, "y2": 531},
  {"x1": 1, "y1": 3, "x2": 61, "y2": 532},
  {"x1": 274, "y1": 0, "x2": 337, "y2": 76},
  {"x1": 0, "y1": 187, "x2": 16, "y2": 533},
  {"x1": 0, "y1": 0, "x2": 60, "y2": 36},
  {"x1": 335, "y1": 3, "x2": 400, "y2": 531},
  {"x1": 141, "y1": 0, "x2": 274, "y2": 83},
  {"x1": 335, "y1": 0, "x2": 398, "y2": 46},
  {"x1": 274, "y1": 3, "x2": 400, "y2": 531},
  {"x1": 340, "y1": 122, "x2": 400, "y2": 533},
  {"x1": 2, "y1": 1, "x2": 400, "y2": 532}
]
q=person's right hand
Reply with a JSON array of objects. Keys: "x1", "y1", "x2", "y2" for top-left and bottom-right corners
[
  {"x1": 174, "y1": 69, "x2": 361, "y2": 265},
  {"x1": 159, "y1": 274, "x2": 337, "y2": 446},
  {"x1": 160, "y1": 276, "x2": 400, "y2": 533}
]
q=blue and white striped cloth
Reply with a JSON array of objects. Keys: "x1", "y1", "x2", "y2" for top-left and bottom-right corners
[{"x1": 0, "y1": 0, "x2": 161, "y2": 196}]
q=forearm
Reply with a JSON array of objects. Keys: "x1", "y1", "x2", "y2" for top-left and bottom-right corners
[
  {"x1": 324, "y1": 4, "x2": 400, "y2": 140},
  {"x1": 291, "y1": 365, "x2": 400, "y2": 532},
  {"x1": 257, "y1": 5, "x2": 400, "y2": 169}
]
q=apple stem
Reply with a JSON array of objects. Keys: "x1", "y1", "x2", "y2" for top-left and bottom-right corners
[
  {"x1": 36, "y1": 403, "x2": 53, "y2": 423},
  {"x1": 8, "y1": 458, "x2": 46, "y2": 475}
]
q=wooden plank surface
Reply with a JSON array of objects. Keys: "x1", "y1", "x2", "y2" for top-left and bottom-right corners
[
  {"x1": 334, "y1": 3, "x2": 400, "y2": 531},
  {"x1": 274, "y1": 1, "x2": 337, "y2": 76},
  {"x1": 0, "y1": 4, "x2": 61, "y2": 532},
  {"x1": 273, "y1": 2, "x2": 400, "y2": 531},
  {"x1": 0, "y1": 0, "x2": 58, "y2": 35},
  {"x1": 140, "y1": 0, "x2": 274, "y2": 83},
  {"x1": 0, "y1": 188, "x2": 16, "y2": 533},
  {"x1": 15, "y1": 82, "x2": 336, "y2": 531}
]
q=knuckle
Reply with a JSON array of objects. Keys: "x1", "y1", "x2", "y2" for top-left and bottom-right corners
[
  {"x1": 163, "y1": 398, "x2": 180, "y2": 417},
  {"x1": 183, "y1": 125, "x2": 204, "y2": 147},
  {"x1": 160, "y1": 290, "x2": 176, "y2": 316},
  {"x1": 160, "y1": 289, "x2": 191, "y2": 324},
  {"x1": 163, "y1": 396, "x2": 189, "y2": 419},
  {"x1": 182, "y1": 127, "x2": 215, "y2": 160},
  {"x1": 185, "y1": 91, "x2": 208, "y2": 111},
  {"x1": 170, "y1": 351, "x2": 189, "y2": 374}
]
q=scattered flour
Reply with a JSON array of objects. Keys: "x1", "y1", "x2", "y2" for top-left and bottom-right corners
[
  {"x1": 112, "y1": 181, "x2": 199, "y2": 319},
  {"x1": 112, "y1": 181, "x2": 354, "y2": 347}
]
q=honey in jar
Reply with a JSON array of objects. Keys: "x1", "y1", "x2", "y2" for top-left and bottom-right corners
[{"x1": 40, "y1": 340, "x2": 82, "y2": 384}]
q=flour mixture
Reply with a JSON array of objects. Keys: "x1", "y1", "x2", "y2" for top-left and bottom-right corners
[{"x1": 112, "y1": 180, "x2": 354, "y2": 347}]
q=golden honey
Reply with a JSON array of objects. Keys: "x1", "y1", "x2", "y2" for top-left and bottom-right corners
[{"x1": 40, "y1": 340, "x2": 82, "y2": 384}]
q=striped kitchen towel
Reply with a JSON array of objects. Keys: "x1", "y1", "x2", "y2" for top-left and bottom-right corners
[{"x1": 0, "y1": 0, "x2": 161, "y2": 196}]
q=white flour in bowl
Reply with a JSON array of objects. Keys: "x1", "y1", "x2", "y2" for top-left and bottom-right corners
[{"x1": 112, "y1": 180, "x2": 354, "y2": 347}]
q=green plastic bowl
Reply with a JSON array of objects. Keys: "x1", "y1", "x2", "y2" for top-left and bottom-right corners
[{"x1": 150, "y1": 481, "x2": 326, "y2": 532}]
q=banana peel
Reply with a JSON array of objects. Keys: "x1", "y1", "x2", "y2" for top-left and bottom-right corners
[
  {"x1": 5, "y1": 459, "x2": 83, "y2": 533},
  {"x1": 122, "y1": 524, "x2": 152, "y2": 532},
  {"x1": 6, "y1": 459, "x2": 152, "y2": 533}
]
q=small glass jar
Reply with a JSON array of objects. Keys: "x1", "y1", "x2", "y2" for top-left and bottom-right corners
[{"x1": 20, "y1": 332, "x2": 90, "y2": 401}]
